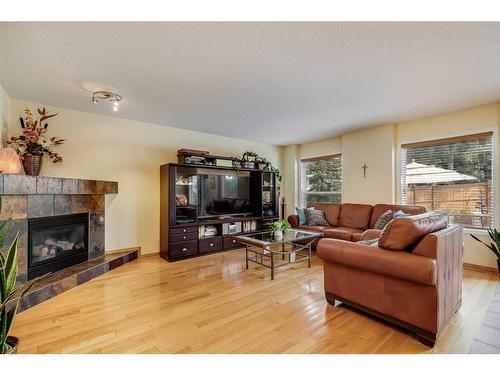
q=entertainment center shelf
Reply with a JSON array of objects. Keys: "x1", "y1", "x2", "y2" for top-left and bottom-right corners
[{"x1": 160, "y1": 162, "x2": 279, "y2": 262}]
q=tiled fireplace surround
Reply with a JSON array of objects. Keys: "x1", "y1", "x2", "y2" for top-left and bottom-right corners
[{"x1": 0, "y1": 173, "x2": 118, "y2": 284}]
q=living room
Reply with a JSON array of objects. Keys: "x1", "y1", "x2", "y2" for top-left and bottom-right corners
[{"x1": 1, "y1": 2, "x2": 499, "y2": 373}]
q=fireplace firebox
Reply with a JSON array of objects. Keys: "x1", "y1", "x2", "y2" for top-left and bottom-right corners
[{"x1": 28, "y1": 213, "x2": 89, "y2": 280}]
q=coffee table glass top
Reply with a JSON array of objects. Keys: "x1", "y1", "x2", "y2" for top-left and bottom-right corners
[{"x1": 233, "y1": 229, "x2": 321, "y2": 246}]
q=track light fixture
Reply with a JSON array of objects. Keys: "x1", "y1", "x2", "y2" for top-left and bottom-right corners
[{"x1": 92, "y1": 91, "x2": 123, "y2": 111}]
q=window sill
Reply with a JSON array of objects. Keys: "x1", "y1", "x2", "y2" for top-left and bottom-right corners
[{"x1": 463, "y1": 228, "x2": 490, "y2": 236}]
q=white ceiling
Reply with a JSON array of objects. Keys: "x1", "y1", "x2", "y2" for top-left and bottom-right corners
[{"x1": 0, "y1": 22, "x2": 499, "y2": 145}]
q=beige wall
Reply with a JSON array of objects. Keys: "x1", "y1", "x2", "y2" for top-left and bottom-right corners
[
  {"x1": 341, "y1": 124, "x2": 396, "y2": 204},
  {"x1": 8, "y1": 99, "x2": 282, "y2": 255},
  {"x1": 283, "y1": 102, "x2": 500, "y2": 268},
  {"x1": 0, "y1": 84, "x2": 9, "y2": 147}
]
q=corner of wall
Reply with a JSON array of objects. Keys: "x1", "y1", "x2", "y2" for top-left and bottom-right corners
[
  {"x1": 282, "y1": 144, "x2": 300, "y2": 217},
  {"x1": 0, "y1": 83, "x2": 11, "y2": 147}
]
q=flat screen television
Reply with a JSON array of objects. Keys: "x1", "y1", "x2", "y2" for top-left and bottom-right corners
[{"x1": 198, "y1": 170, "x2": 252, "y2": 218}]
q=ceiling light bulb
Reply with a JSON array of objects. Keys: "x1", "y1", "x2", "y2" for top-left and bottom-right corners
[{"x1": 112, "y1": 105, "x2": 119, "y2": 112}]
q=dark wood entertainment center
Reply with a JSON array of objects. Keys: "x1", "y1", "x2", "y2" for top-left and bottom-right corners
[{"x1": 160, "y1": 156, "x2": 280, "y2": 262}]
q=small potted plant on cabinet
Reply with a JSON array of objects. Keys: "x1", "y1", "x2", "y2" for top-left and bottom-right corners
[
  {"x1": 268, "y1": 220, "x2": 291, "y2": 240},
  {"x1": 470, "y1": 229, "x2": 500, "y2": 277}
]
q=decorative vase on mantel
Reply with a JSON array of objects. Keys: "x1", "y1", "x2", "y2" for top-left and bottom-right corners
[{"x1": 22, "y1": 153, "x2": 43, "y2": 176}]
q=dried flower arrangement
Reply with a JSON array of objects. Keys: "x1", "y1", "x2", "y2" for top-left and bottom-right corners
[{"x1": 8, "y1": 107, "x2": 65, "y2": 163}]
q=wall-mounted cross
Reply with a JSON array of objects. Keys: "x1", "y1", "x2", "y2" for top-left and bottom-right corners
[{"x1": 362, "y1": 163, "x2": 368, "y2": 178}]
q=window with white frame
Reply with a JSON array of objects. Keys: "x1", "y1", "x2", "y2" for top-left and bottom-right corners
[
  {"x1": 400, "y1": 132, "x2": 494, "y2": 230},
  {"x1": 300, "y1": 154, "x2": 342, "y2": 206}
]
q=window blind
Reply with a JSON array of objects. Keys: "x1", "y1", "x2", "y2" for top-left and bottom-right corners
[
  {"x1": 400, "y1": 132, "x2": 493, "y2": 229},
  {"x1": 300, "y1": 154, "x2": 342, "y2": 206}
]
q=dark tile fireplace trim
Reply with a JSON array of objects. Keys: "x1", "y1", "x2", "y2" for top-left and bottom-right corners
[
  {"x1": 0, "y1": 174, "x2": 118, "y2": 284},
  {"x1": 19, "y1": 249, "x2": 139, "y2": 312}
]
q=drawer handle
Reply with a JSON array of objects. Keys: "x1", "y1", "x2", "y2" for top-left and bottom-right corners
[
  {"x1": 209, "y1": 243, "x2": 214, "y2": 247},
  {"x1": 182, "y1": 248, "x2": 187, "y2": 252},
  {"x1": 183, "y1": 236, "x2": 186, "y2": 240},
  {"x1": 182, "y1": 229, "x2": 186, "y2": 233},
  {"x1": 232, "y1": 240, "x2": 236, "y2": 243}
]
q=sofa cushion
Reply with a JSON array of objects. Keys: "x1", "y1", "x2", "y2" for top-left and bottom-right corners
[
  {"x1": 359, "y1": 229, "x2": 383, "y2": 241},
  {"x1": 297, "y1": 225, "x2": 331, "y2": 232},
  {"x1": 307, "y1": 203, "x2": 341, "y2": 226},
  {"x1": 378, "y1": 212, "x2": 448, "y2": 251},
  {"x1": 323, "y1": 227, "x2": 364, "y2": 241},
  {"x1": 305, "y1": 208, "x2": 328, "y2": 226},
  {"x1": 317, "y1": 239, "x2": 437, "y2": 286},
  {"x1": 369, "y1": 204, "x2": 426, "y2": 229},
  {"x1": 338, "y1": 203, "x2": 373, "y2": 229},
  {"x1": 288, "y1": 215, "x2": 299, "y2": 228},
  {"x1": 351, "y1": 232, "x2": 364, "y2": 242}
]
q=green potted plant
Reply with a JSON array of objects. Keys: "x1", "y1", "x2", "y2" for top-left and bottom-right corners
[
  {"x1": 267, "y1": 220, "x2": 291, "y2": 240},
  {"x1": 470, "y1": 229, "x2": 500, "y2": 276},
  {"x1": 0, "y1": 197, "x2": 37, "y2": 354}
]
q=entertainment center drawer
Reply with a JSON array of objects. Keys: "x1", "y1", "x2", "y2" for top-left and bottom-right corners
[
  {"x1": 170, "y1": 232, "x2": 198, "y2": 243},
  {"x1": 224, "y1": 236, "x2": 242, "y2": 249},
  {"x1": 199, "y1": 236, "x2": 223, "y2": 253},
  {"x1": 169, "y1": 240, "x2": 198, "y2": 259},
  {"x1": 170, "y1": 226, "x2": 197, "y2": 236}
]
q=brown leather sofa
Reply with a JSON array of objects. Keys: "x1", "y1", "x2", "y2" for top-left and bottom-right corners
[
  {"x1": 317, "y1": 212, "x2": 463, "y2": 346},
  {"x1": 288, "y1": 203, "x2": 426, "y2": 246}
]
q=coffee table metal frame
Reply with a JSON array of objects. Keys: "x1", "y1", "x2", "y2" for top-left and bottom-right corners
[{"x1": 232, "y1": 229, "x2": 322, "y2": 280}]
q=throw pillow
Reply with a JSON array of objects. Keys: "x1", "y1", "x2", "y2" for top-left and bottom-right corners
[
  {"x1": 393, "y1": 210, "x2": 410, "y2": 218},
  {"x1": 373, "y1": 210, "x2": 394, "y2": 230},
  {"x1": 295, "y1": 207, "x2": 308, "y2": 225},
  {"x1": 305, "y1": 208, "x2": 328, "y2": 226}
]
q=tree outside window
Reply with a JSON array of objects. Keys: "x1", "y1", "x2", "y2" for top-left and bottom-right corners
[{"x1": 301, "y1": 154, "x2": 342, "y2": 206}]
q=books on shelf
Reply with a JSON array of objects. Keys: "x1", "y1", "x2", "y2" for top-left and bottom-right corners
[{"x1": 242, "y1": 220, "x2": 258, "y2": 233}]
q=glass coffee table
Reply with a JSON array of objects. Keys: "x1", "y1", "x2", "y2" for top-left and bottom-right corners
[{"x1": 232, "y1": 229, "x2": 322, "y2": 280}]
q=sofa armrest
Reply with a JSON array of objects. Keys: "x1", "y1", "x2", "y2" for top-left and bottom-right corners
[
  {"x1": 288, "y1": 214, "x2": 299, "y2": 228},
  {"x1": 360, "y1": 229, "x2": 383, "y2": 241},
  {"x1": 317, "y1": 238, "x2": 436, "y2": 286}
]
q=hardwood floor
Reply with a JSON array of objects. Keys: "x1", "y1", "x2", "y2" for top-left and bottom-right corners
[{"x1": 11, "y1": 249, "x2": 499, "y2": 354}]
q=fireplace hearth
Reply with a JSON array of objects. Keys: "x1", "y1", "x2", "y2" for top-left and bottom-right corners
[{"x1": 28, "y1": 213, "x2": 89, "y2": 280}]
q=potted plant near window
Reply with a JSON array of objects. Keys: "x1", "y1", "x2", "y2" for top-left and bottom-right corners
[
  {"x1": 0, "y1": 197, "x2": 37, "y2": 354},
  {"x1": 470, "y1": 229, "x2": 500, "y2": 276},
  {"x1": 7, "y1": 107, "x2": 65, "y2": 176},
  {"x1": 268, "y1": 220, "x2": 291, "y2": 240}
]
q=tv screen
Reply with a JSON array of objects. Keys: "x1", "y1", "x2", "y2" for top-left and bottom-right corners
[{"x1": 198, "y1": 171, "x2": 252, "y2": 217}]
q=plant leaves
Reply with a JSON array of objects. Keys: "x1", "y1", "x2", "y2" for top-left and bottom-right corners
[
  {"x1": 2, "y1": 278, "x2": 36, "y2": 337},
  {"x1": 0, "y1": 217, "x2": 12, "y2": 249},
  {"x1": 4, "y1": 233, "x2": 19, "y2": 295},
  {"x1": 0, "y1": 278, "x2": 36, "y2": 352},
  {"x1": 489, "y1": 242, "x2": 500, "y2": 257},
  {"x1": 471, "y1": 233, "x2": 500, "y2": 258},
  {"x1": 39, "y1": 113, "x2": 58, "y2": 123}
]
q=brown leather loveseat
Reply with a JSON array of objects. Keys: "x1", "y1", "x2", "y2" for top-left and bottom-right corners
[
  {"x1": 288, "y1": 203, "x2": 426, "y2": 245},
  {"x1": 317, "y1": 212, "x2": 463, "y2": 346}
]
